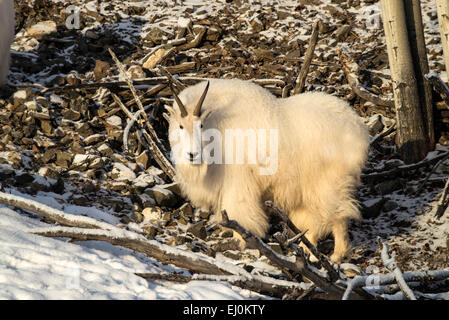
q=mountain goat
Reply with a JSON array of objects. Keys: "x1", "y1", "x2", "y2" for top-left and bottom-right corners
[
  {"x1": 165, "y1": 79, "x2": 369, "y2": 262},
  {"x1": 0, "y1": 0, "x2": 15, "y2": 86}
]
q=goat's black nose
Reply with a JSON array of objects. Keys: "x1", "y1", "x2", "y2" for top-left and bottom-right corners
[{"x1": 188, "y1": 152, "x2": 198, "y2": 160}]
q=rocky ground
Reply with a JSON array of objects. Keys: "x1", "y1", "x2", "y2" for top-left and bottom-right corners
[{"x1": 0, "y1": 0, "x2": 448, "y2": 293}]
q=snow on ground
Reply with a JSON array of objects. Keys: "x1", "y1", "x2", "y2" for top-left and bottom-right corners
[{"x1": 0, "y1": 205, "x2": 263, "y2": 300}]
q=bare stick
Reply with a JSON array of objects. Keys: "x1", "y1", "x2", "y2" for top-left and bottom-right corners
[
  {"x1": 108, "y1": 49, "x2": 168, "y2": 154},
  {"x1": 31, "y1": 225, "x2": 314, "y2": 298},
  {"x1": 220, "y1": 211, "x2": 366, "y2": 300},
  {"x1": 343, "y1": 267, "x2": 449, "y2": 300},
  {"x1": 123, "y1": 108, "x2": 149, "y2": 153},
  {"x1": 264, "y1": 201, "x2": 339, "y2": 282},
  {"x1": 0, "y1": 191, "x2": 116, "y2": 230},
  {"x1": 46, "y1": 77, "x2": 285, "y2": 92},
  {"x1": 415, "y1": 152, "x2": 449, "y2": 194},
  {"x1": 32, "y1": 226, "x2": 244, "y2": 276},
  {"x1": 135, "y1": 273, "x2": 311, "y2": 299},
  {"x1": 294, "y1": 20, "x2": 321, "y2": 94},
  {"x1": 141, "y1": 129, "x2": 176, "y2": 180},
  {"x1": 108, "y1": 77, "x2": 175, "y2": 180},
  {"x1": 361, "y1": 151, "x2": 449, "y2": 183},
  {"x1": 159, "y1": 66, "x2": 186, "y2": 91},
  {"x1": 177, "y1": 26, "x2": 207, "y2": 51},
  {"x1": 425, "y1": 72, "x2": 449, "y2": 107},
  {"x1": 338, "y1": 47, "x2": 394, "y2": 107},
  {"x1": 435, "y1": 176, "x2": 449, "y2": 219},
  {"x1": 370, "y1": 122, "x2": 397, "y2": 145},
  {"x1": 378, "y1": 238, "x2": 416, "y2": 300}
]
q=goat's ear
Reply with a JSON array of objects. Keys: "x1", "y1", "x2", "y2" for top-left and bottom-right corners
[
  {"x1": 200, "y1": 109, "x2": 212, "y2": 122},
  {"x1": 165, "y1": 105, "x2": 176, "y2": 116},
  {"x1": 163, "y1": 113, "x2": 171, "y2": 122}
]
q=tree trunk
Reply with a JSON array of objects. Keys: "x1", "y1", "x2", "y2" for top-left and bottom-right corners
[
  {"x1": 404, "y1": 0, "x2": 435, "y2": 151},
  {"x1": 436, "y1": 0, "x2": 449, "y2": 78},
  {"x1": 381, "y1": 0, "x2": 429, "y2": 163}
]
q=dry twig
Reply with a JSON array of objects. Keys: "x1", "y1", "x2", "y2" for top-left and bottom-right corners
[
  {"x1": 338, "y1": 47, "x2": 394, "y2": 107},
  {"x1": 220, "y1": 210, "x2": 366, "y2": 300},
  {"x1": 378, "y1": 238, "x2": 416, "y2": 300},
  {"x1": 294, "y1": 20, "x2": 321, "y2": 94},
  {"x1": 425, "y1": 72, "x2": 449, "y2": 107},
  {"x1": 135, "y1": 272, "x2": 311, "y2": 298}
]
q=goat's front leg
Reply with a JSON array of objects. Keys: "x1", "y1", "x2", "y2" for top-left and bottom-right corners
[
  {"x1": 219, "y1": 189, "x2": 269, "y2": 240},
  {"x1": 330, "y1": 219, "x2": 350, "y2": 263}
]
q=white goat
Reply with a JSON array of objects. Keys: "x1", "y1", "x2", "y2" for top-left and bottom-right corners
[
  {"x1": 0, "y1": 0, "x2": 15, "y2": 86},
  {"x1": 165, "y1": 79, "x2": 369, "y2": 262}
]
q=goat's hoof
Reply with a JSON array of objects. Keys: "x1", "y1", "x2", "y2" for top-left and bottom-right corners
[{"x1": 329, "y1": 253, "x2": 344, "y2": 264}]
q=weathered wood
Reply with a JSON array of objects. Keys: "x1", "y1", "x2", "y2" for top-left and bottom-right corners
[
  {"x1": 165, "y1": 62, "x2": 196, "y2": 74},
  {"x1": 426, "y1": 72, "x2": 449, "y2": 107},
  {"x1": 108, "y1": 48, "x2": 176, "y2": 180},
  {"x1": 264, "y1": 201, "x2": 340, "y2": 282},
  {"x1": 436, "y1": 0, "x2": 449, "y2": 76},
  {"x1": 135, "y1": 273, "x2": 311, "y2": 299},
  {"x1": 0, "y1": 191, "x2": 114, "y2": 230},
  {"x1": 177, "y1": 26, "x2": 207, "y2": 51},
  {"x1": 32, "y1": 227, "x2": 237, "y2": 276},
  {"x1": 381, "y1": 0, "x2": 431, "y2": 163},
  {"x1": 379, "y1": 238, "x2": 416, "y2": 300},
  {"x1": 294, "y1": 20, "x2": 321, "y2": 94},
  {"x1": 404, "y1": 0, "x2": 435, "y2": 151},
  {"x1": 338, "y1": 48, "x2": 394, "y2": 107},
  {"x1": 220, "y1": 211, "x2": 367, "y2": 300},
  {"x1": 361, "y1": 150, "x2": 449, "y2": 183}
]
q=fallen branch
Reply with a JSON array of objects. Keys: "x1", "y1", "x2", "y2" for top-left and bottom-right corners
[
  {"x1": 294, "y1": 20, "x2": 321, "y2": 94},
  {"x1": 425, "y1": 72, "x2": 449, "y2": 107},
  {"x1": 220, "y1": 210, "x2": 366, "y2": 300},
  {"x1": 31, "y1": 225, "x2": 318, "y2": 299},
  {"x1": 264, "y1": 201, "x2": 339, "y2": 282},
  {"x1": 159, "y1": 66, "x2": 186, "y2": 91},
  {"x1": 135, "y1": 272, "x2": 312, "y2": 299},
  {"x1": 32, "y1": 226, "x2": 242, "y2": 276},
  {"x1": 435, "y1": 176, "x2": 449, "y2": 219},
  {"x1": 123, "y1": 108, "x2": 149, "y2": 153},
  {"x1": 108, "y1": 49, "x2": 167, "y2": 151},
  {"x1": 370, "y1": 122, "x2": 396, "y2": 146},
  {"x1": 379, "y1": 238, "x2": 416, "y2": 300},
  {"x1": 0, "y1": 191, "x2": 115, "y2": 230},
  {"x1": 361, "y1": 151, "x2": 449, "y2": 183},
  {"x1": 177, "y1": 26, "x2": 207, "y2": 51},
  {"x1": 415, "y1": 152, "x2": 449, "y2": 195},
  {"x1": 342, "y1": 267, "x2": 449, "y2": 300},
  {"x1": 108, "y1": 49, "x2": 176, "y2": 180},
  {"x1": 45, "y1": 77, "x2": 285, "y2": 92},
  {"x1": 338, "y1": 47, "x2": 394, "y2": 107}
]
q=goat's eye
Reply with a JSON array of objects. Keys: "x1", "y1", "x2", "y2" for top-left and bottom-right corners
[
  {"x1": 179, "y1": 125, "x2": 184, "y2": 129},
  {"x1": 200, "y1": 124, "x2": 203, "y2": 129}
]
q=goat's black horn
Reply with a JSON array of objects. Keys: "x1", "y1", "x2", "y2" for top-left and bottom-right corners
[{"x1": 193, "y1": 81, "x2": 209, "y2": 117}]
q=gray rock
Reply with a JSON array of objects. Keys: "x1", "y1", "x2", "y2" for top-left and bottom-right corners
[
  {"x1": 62, "y1": 109, "x2": 81, "y2": 121},
  {"x1": 376, "y1": 179, "x2": 401, "y2": 195},
  {"x1": 178, "y1": 202, "x2": 194, "y2": 217},
  {"x1": 382, "y1": 200, "x2": 399, "y2": 212},
  {"x1": 367, "y1": 114, "x2": 384, "y2": 136},
  {"x1": 187, "y1": 221, "x2": 207, "y2": 240},
  {"x1": 146, "y1": 185, "x2": 177, "y2": 207},
  {"x1": 361, "y1": 197, "x2": 386, "y2": 219}
]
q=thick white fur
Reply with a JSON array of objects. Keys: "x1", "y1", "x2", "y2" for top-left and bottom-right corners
[
  {"x1": 167, "y1": 79, "x2": 369, "y2": 262},
  {"x1": 0, "y1": 0, "x2": 15, "y2": 86}
]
